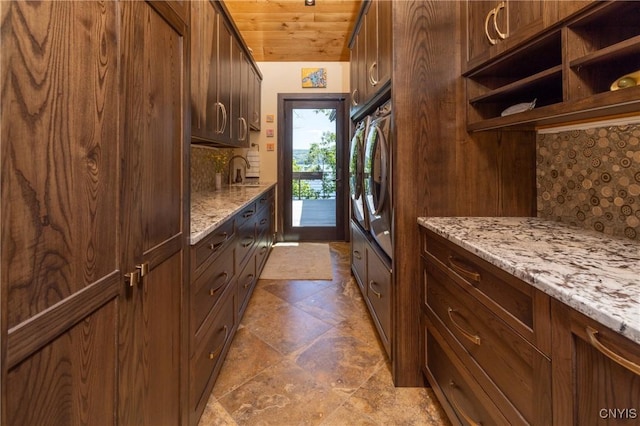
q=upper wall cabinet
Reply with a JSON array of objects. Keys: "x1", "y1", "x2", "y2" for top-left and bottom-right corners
[
  {"x1": 190, "y1": 0, "x2": 261, "y2": 148},
  {"x1": 249, "y1": 65, "x2": 262, "y2": 131},
  {"x1": 349, "y1": 0, "x2": 392, "y2": 115},
  {"x1": 465, "y1": 1, "x2": 547, "y2": 70},
  {"x1": 464, "y1": 1, "x2": 640, "y2": 132}
]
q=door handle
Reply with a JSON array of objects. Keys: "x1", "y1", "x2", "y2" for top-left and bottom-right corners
[{"x1": 125, "y1": 263, "x2": 149, "y2": 287}]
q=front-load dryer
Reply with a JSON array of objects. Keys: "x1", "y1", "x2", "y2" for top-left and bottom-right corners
[{"x1": 364, "y1": 101, "x2": 392, "y2": 258}]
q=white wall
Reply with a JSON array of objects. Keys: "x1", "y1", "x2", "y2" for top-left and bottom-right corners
[{"x1": 242, "y1": 62, "x2": 350, "y2": 183}]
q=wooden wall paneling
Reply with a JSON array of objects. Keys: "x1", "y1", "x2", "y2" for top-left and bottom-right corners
[
  {"x1": 119, "y1": 1, "x2": 187, "y2": 424},
  {"x1": 456, "y1": 130, "x2": 536, "y2": 217},
  {"x1": 1, "y1": 1, "x2": 121, "y2": 423},
  {"x1": 392, "y1": 0, "x2": 461, "y2": 387}
]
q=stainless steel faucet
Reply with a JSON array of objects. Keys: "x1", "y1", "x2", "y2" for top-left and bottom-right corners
[{"x1": 227, "y1": 155, "x2": 251, "y2": 185}]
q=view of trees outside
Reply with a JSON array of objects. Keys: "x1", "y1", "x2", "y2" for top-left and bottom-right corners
[{"x1": 292, "y1": 108, "x2": 337, "y2": 200}]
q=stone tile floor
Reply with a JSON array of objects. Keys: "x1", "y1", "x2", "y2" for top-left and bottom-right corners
[{"x1": 198, "y1": 242, "x2": 450, "y2": 425}]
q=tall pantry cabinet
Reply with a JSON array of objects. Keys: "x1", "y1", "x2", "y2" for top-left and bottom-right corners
[{"x1": 0, "y1": 2, "x2": 189, "y2": 425}]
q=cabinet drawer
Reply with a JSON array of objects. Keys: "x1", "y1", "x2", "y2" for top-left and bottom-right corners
[
  {"x1": 422, "y1": 229, "x2": 534, "y2": 335},
  {"x1": 192, "y1": 283, "x2": 236, "y2": 411},
  {"x1": 236, "y1": 201, "x2": 257, "y2": 227},
  {"x1": 255, "y1": 204, "x2": 270, "y2": 238},
  {"x1": 255, "y1": 235, "x2": 270, "y2": 274},
  {"x1": 426, "y1": 325, "x2": 509, "y2": 426},
  {"x1": 236, "y1": 218, "x2": 257, "y2": 269},
  {"x1": 426, "y1": 261, "x2": 551, "y2": 424},
  {"x1": 237, "y1": 255, "x2": 256, "y2": 316},
  {"x1": 192, "y1": 246, "x2": 236, "y2": 334},
  {"x1": 367, "y1": 246, "x2": 392, "y2": 356},
  {"x1": 193, "y1": 219, "x2": 235, "y2": 274}
]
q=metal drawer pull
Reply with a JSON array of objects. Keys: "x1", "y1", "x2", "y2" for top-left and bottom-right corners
[
  {"x1": 449, "y1": 381, "x2": 481, "y2": 426},
  {"x1": 586, "y1": 326, "x2": 640, "y2": 376},
  {"x1": 369, "y1": 280, "x2": 382, "y2": 299},
  {"x1": 353, "y1": 250, "x2": 362, "y2": 260},
  {"x1": 448, "y1": 308, "x2": 481, "y2": 345},
  {"x1": 209, "y1": 325, "x2": 229, "y2": 360},
  {"x1": 242, "y1": 210, "x2": 255, "y2": 218},
  {"x1": 448, "y1": 256, "x2": 481, "y2": 283},
  {"x1": 209, "y1": 232, "x2": 228, "y2": 250},
  {"x1": 241, "y1": 237, "x2": 254, "y2": 248},
  {"x1": 243, "y1": 274, "x2": 255, "y2": 289},
  {"x1": 260, "y1": 218, "x2": 267, "y2": 225},
  {"x1": 209, "y1": 272, "x2": 229, "y2": 296}
]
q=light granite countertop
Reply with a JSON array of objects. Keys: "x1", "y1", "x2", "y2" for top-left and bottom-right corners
[
  {"x1": 418, "y1": 217, "x2": 640, "y2": 344},
  {"x1": 191, "y1": 182, "x2": 276, "y2": 245}
]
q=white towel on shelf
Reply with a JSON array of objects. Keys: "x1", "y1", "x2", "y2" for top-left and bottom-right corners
[{"x1": 246, "y1": 149, "x2": 260, "y2": 178}]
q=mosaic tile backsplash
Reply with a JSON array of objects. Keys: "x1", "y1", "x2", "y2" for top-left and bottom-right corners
[
  {"x1": 191, "y1": 145, "x2": 233, "y2": 192},
  {"x1": 536, "y1": 124, "x2": 640, "y2": 241}
]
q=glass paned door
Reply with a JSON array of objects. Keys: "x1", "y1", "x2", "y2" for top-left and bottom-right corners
[
  {"x1": 291, "y1": 108, "x2": 337, "y2": 228},
  {"x1": 280, "y1": 95, "x2": 347, "y2": 241}
]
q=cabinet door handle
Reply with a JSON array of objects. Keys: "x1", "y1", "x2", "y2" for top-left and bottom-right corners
[
  {"x1": 493, "y1": 1, "x2": 507, "y2": 40},
  {"x1": 368, "y1": 62, "x2": 378, "y2": 86},
  {"x1": 209, "y1": 272, "x2": 229, "y2": 296},
  {"x1": 209, "y1": 232, "x2": 228, "y2": 250},
  {"x1": 586, "y1": 326, "x2": 640, "y2": 375},
  {"x1": 448, "y1": 307, "x2": 481, "y2": 345},
  {"x1": 484, "y1": 8, "x2": 498, "y2": 45},
  {"x1": 351, "y1": 88, "x2": 359, "y2": 106},
  {"x1": 243, "y1": 274, "x2": 255, "y2": 289},
  {"x1": 448, "y1": 256, "x2": 481, "y2": 283},
  {"x1": 353, "y1": 250, "x2": 362, "y2": 260},
  {"x1": 369, "y1": 280, "x2": 382, "y2": 298},
  {"x1": 449, "y1": 381, "x2": 481, "y2": 426},
  {"x1": 209, "y1": 325, "x2": 229, "y2": 360},
  {"x1": 215, "y1": 102, "x2": 223, "y2": 134},
  {"x1": 220, "y1": 103, "x2": 228, "y2": 134}
]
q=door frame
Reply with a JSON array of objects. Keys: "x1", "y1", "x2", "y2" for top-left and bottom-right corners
[{"x1": 276, "y1": 93, "x2": 350, "y2": 242}]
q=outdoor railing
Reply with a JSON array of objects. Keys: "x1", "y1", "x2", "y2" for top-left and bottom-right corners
[{"x1": 292, "y1": 171, "x2": 336, "y2": 200}]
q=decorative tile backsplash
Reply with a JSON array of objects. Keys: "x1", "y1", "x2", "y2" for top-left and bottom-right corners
[
  {"x1": 537, "y1": 124, "x2": 640, "y2": 241},
  {"x1": 191, "y1": 146, "x2": 233, "y2": 192}
]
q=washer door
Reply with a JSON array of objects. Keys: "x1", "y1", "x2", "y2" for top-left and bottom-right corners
[{"x1": 350, "y1": 117, "x2": 369, "y2": 229}]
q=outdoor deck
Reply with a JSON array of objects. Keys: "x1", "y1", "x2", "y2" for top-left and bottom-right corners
[{"x1": 292, "y1": 199, "x2": 335, "y2": 227}]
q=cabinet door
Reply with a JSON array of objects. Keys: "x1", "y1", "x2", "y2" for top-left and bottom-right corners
[
  {"x1": 552, "y1": 300, "x2": 640, "y2": 426},
  {"x1": 238, "y1": 53, "x2": 251, "y2": 146},
  {"x1": 217, "y1": 12, "x2": 233, "y2": 143},
  {"x1": 349, "y1": 37, "x2": 361, "y2": 108},
  {"x1": 376, "y1": 0, "x2": 392, "y2": 89},
  {"x1": 466, "y1": 1, "x2": 545, "y2": 69},
  {"x1": 249, "y1": 66, "x2": 261, "y2": 131},
  {"x1": 119, "y1": 2, "x2": 186, "y2": 424},
  {"x1": 2, "y1": 2, "x2": 120, "y2": 423}
]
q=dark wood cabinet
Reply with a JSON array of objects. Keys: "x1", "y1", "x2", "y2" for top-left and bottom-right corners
[
  {"x1": 349, "y1": 0, "x2": 392, "y2": 114},
  {"x1": 189, "y1": 186, "x2": 275, "y2": 425},
  {"x1": 465, "y1": 0, "x2": 547, "y2": 70},
  {"x1": 465, "y1": 1, "x2": 640, "y2": 132},
  {"x1": 551, "y1": 299, "x2": 640, "y2": 426},
  {"x1": 350, "y1": 221, "x2": 392, "y2": 358},
  {"x1": 421, "y1": 228, "x2": 552, "y2": 425},
  {"x1": 190, "y1": 0, "x2": 261, "y2": 148},
  {"x1": 1, "y1": 1, "x2": 188, "y2": 425}
]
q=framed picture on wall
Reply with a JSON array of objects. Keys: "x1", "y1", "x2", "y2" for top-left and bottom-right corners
[{"x1": 301, "y1": 68, "x2": 327, "y2": 88}]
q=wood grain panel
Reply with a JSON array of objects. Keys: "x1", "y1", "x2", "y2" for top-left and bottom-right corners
[
  {"x1": 225, "y1": 0, "x2": 360, "y2": 61},
  {"x1": 392, "y1": 0, "x2": 460, "y2": 386},
  {"x1": 6, "y1": 299, "x2": 118, "y2": 426},
  {"x1": 1, "y1": 0, "x2": 119, "y2": 329}
]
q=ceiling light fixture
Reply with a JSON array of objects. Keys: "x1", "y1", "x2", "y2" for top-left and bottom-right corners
[{"x1": 305, "y1": 0, "x2": 315, "y2": 6}]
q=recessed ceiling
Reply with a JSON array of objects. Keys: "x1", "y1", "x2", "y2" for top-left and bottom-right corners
[{"x1": 224, "y1": 0, "x2": 362, "y2": 62}]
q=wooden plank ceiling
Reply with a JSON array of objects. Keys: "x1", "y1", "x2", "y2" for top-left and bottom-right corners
[{"x1": 224, "y1": 0, "x2": 362, "y2": 62}]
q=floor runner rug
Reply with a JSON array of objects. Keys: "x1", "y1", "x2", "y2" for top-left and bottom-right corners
[{"x1": 260, "y1": 242, "x2": 333, "y2": 280}]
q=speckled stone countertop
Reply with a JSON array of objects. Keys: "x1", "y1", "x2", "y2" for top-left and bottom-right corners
[
  {"x1": 418, "y1": 217, "x2": 640, "y2": 344},
  {"x1": 191, "y1": 183, "x2": 276, "y2": 245}
]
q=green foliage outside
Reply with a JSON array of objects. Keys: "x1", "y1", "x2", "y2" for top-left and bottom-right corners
[{"x1": 292, "y1": 109, "x2": 337, "y2": 200}]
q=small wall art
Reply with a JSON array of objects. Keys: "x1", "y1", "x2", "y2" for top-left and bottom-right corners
[{"x1": 301, "y1": 67, "x2": 327, "y2": 88}]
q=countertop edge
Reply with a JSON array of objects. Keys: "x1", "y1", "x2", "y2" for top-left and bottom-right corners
[
  {"x1": 417, "y1": 216, "x2": 640, "y2": 345},
  {"x1": 190, "y1": 183, "x2": 276, "y2": 245}
]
